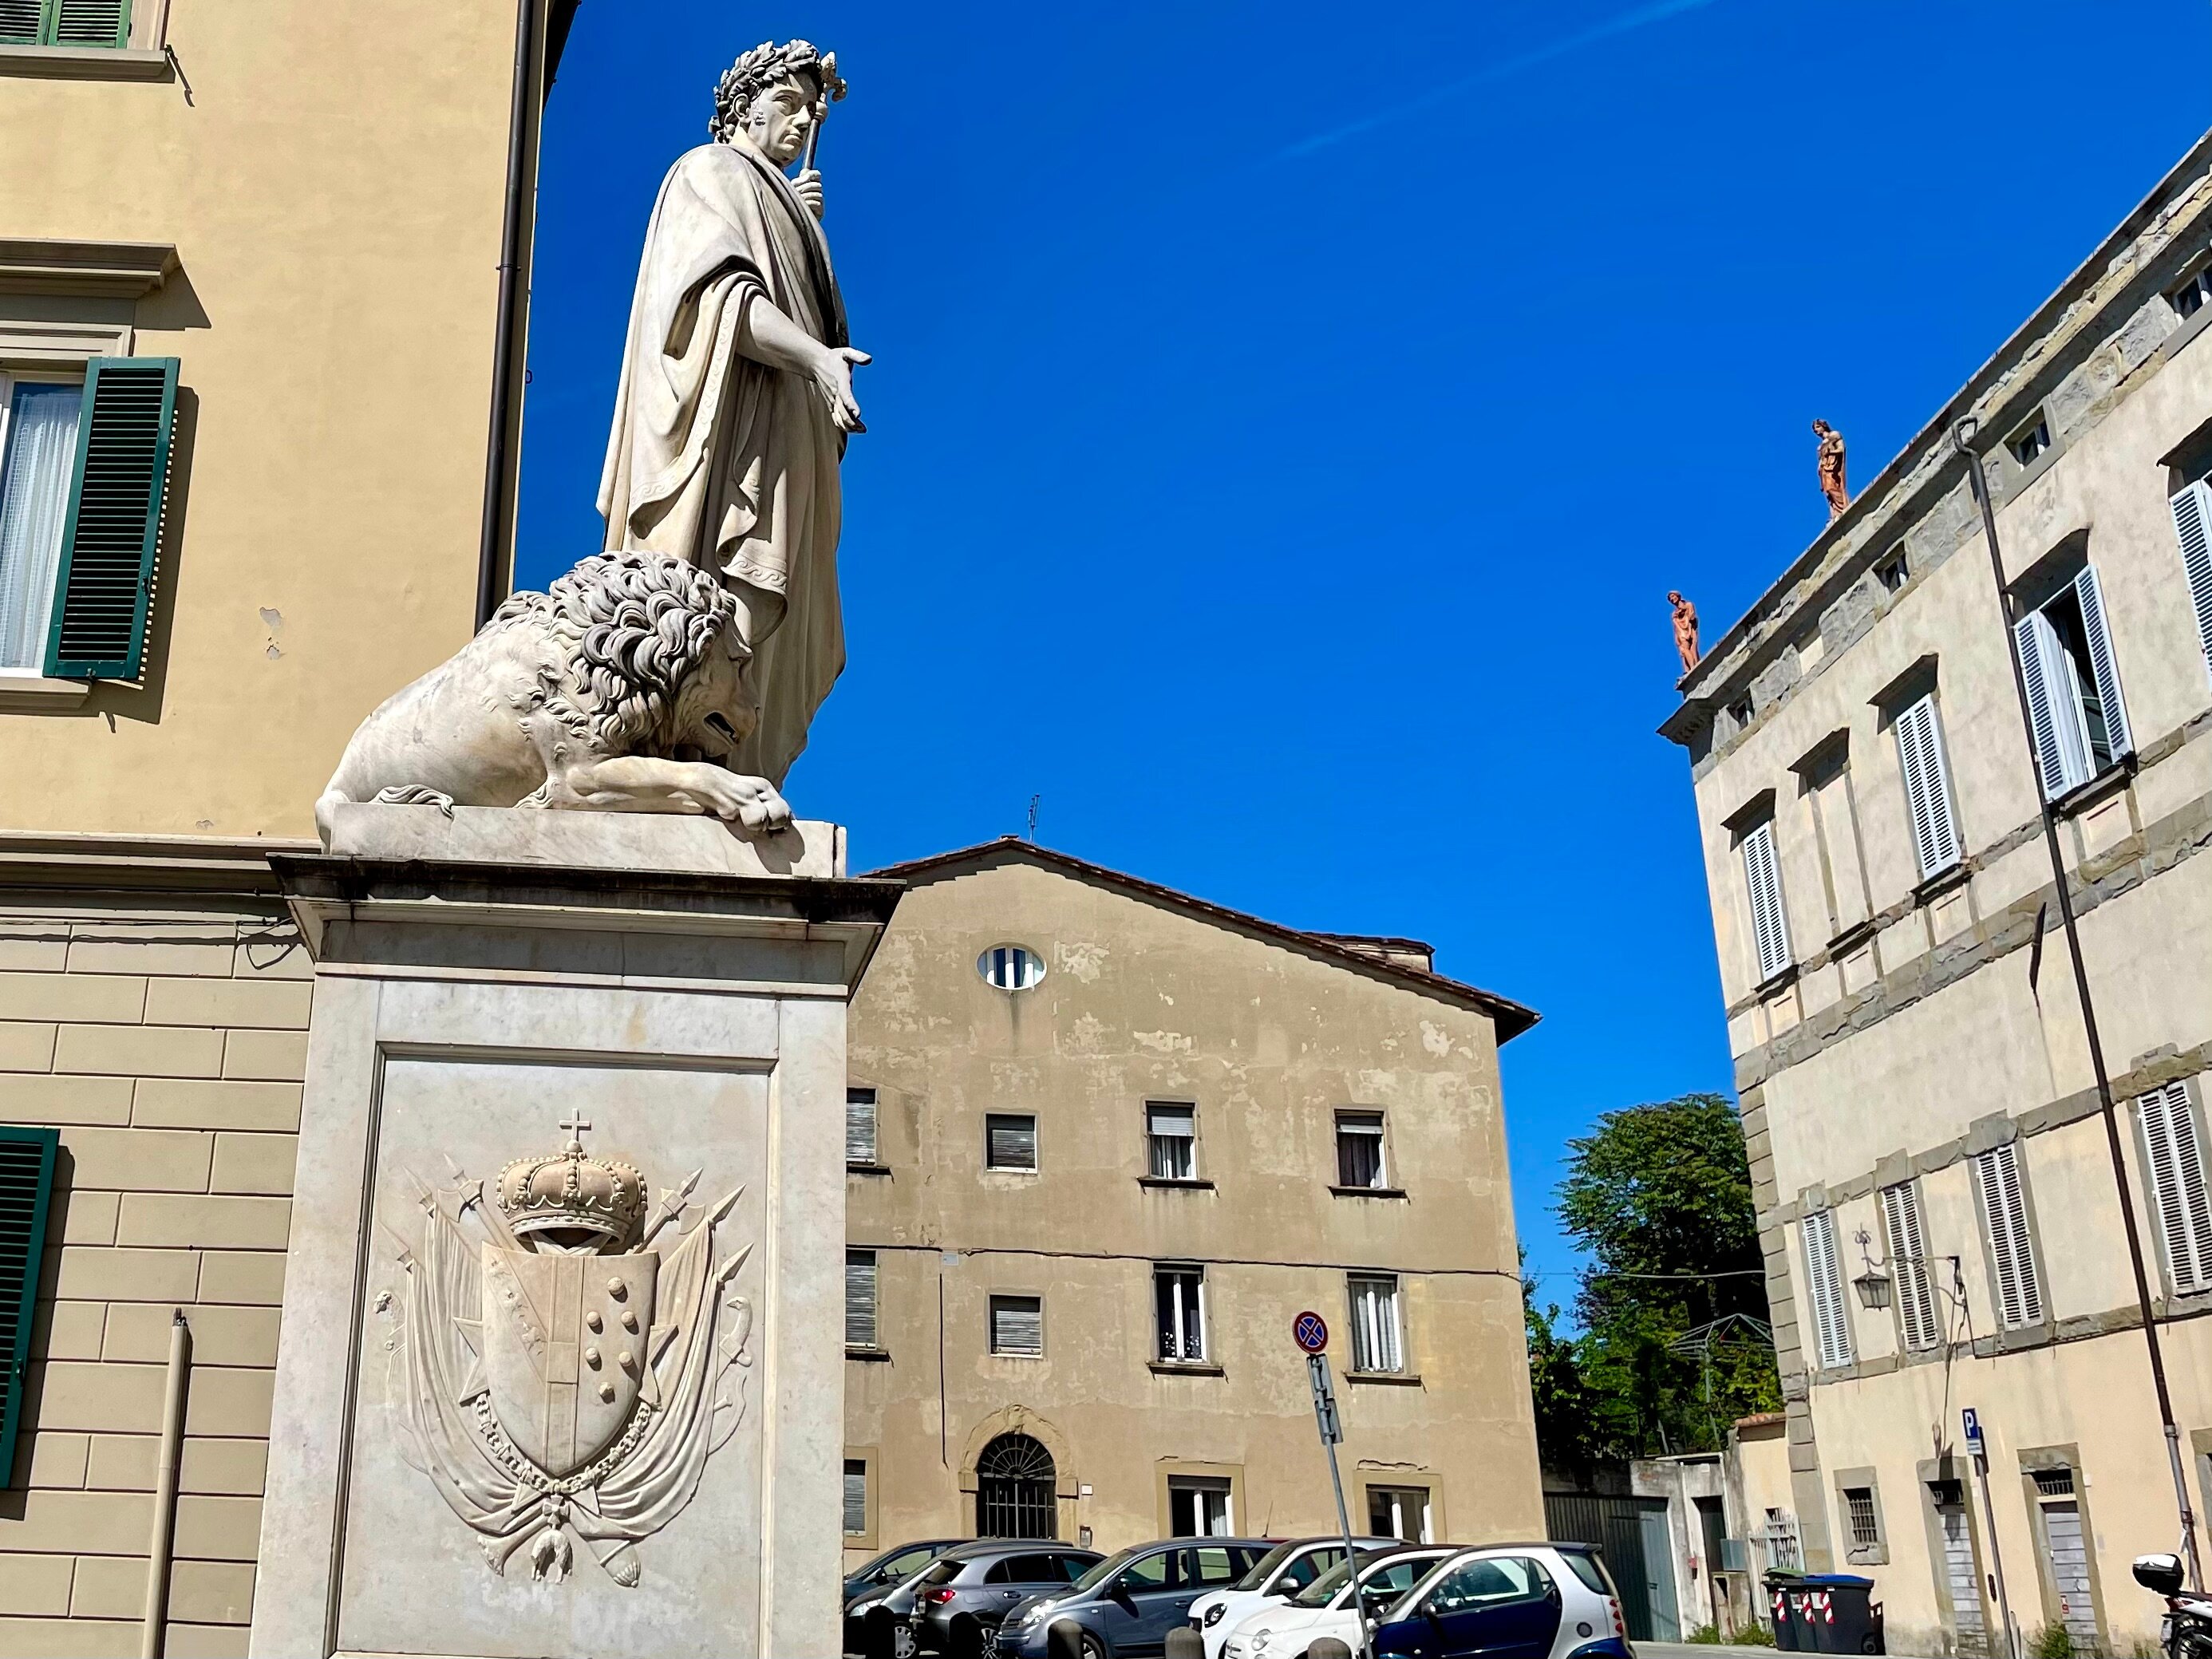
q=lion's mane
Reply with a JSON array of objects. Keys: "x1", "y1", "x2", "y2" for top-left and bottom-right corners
[{"x1": 489, "y1": 552, "x2": 740, "y2": 757}]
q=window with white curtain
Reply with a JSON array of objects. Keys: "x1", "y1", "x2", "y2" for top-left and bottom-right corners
[
  {"x1": 1892, "y1": 693, "x2": 1962, "y2": 881},
  {"x1": 2138, "y1": 1083, "x2": 2212, "y2": 1297},
  {"x1": 1799, "y1": 1210, "x2": 1853, "y2": 1371},
  {"x1": 1880, "y1": 1181, "x2": 1941, "y2": 1352},
  {"x1": 1740, "y1": 819, "x2": 1793, "y2": 983},
  {"x1": 1973, "y1": 1143, "x2": 2045, "y2": 1328},
  {"x1": 0, "y1": 374, "x2": 85, "y2": 671},
  {"x1": 1147, "y1": 1103, "x2": 1196, "y2": 1180},
  {"x1": 2013, "y1": 565, "x2": 2132, "y2": 800},
  {"x1": 844, "y1": 1249, "x2": 879, "y2": 1349},
  {"x1": 1155, "y1": 1265, "x2": 1207, "y2": 1362},
  {"x1": 843, "y1": 1459, "x2": 867, "y2": 1535},
  {"x1": 1335, "y1": 1112, "x2": 1388, "y2": 1188},
  {"x1": 1347, "y1": 1273, "x2": 1404, "y2": 1373}
]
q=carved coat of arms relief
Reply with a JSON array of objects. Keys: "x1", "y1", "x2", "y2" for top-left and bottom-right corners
[{"x1": 379, "y1": 1113, "x2": 753, "y2": 1586}]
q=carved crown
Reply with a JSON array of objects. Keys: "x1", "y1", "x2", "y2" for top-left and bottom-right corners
[{"x1": 497, "y1": 1123, "x2": 646, "y2": 1249}]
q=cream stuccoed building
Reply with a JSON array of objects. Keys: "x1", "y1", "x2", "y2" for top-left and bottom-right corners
[
  {"x1": 841, "y1": 839, "x2": 1545, "y2": 1558},
  {"x1": 1664, "y1": 128, "x2": 2212, "y2": 1657}
]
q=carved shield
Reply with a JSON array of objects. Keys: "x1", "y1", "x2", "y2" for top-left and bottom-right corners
[{"x1": 480, "y1": 1246, "x2": 660, "y2": 1477}]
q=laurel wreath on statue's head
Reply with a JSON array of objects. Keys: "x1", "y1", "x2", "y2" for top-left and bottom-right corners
[{"x1": 710, "y1": 39, "x2": 846, "y2": 143}]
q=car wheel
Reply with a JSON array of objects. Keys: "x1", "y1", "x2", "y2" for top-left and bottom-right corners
[
  {"x1": 1079, "y1": 1634, "x2": 1108, "y2": 1659},
  {"x1": 864, "y1": 1609, "x2": 900, "y2": 1659}
]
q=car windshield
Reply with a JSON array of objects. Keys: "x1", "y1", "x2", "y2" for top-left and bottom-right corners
[
  {"x1": 859, "y1": 1542, "x2": 944, "y2": 1583},
  {"x1": 1293, "y1": 1555, "x2": 1368, "y2": 1609},
  {"x1": 1070, "y1": 1548, "x2": 1142, "y2": 1596},
  {"x1": 1235, "y1": 1542, "x2": 1300, "y2": 1592},
  {"x1": 918, "y1": 1558, "x2": 965, "y2": 1589}
]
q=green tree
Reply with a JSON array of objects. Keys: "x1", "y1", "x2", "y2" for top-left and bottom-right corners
[{"x1": 1550, "y1": 1092, "x2": 1780, "y2": 1462}]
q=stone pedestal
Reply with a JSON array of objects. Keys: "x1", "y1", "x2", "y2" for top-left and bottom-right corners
[{"x1": 248, "y1": 808, "x2": 899, "y2": 1659}]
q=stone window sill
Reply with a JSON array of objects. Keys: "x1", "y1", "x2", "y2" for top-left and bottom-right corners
[
  {"x1": 1147, "y1": 1361, "x2": 1225, "y2": 1378},
  {"x1": 0, "y1": 43, "x2": 171, "y2": 79},
  {"x1": 1329, "y1": 1184, "x2": 1408, "y2": 1199},
  {"x1": 1137, "y1": 1176, "x2": 1215, "y2": 1191},
  {"x1": 1826, "y1": 917, "x2": 1877, "y2": 957},
  {"x1": 2052, "y1": 757, "x2": 2134, "y2": 820},
  {"x1": 845, "y1": 1345, "x2": 891, "y2": 1362},
  {"x1": 847, "y1": 1161, "x2": 891, "y2": 1176},
  {"x1": 0, "y1": 674, "x2": 90, "y2": 710},
  {"x1": 1756, "y1": 963, "x2": 1799, "y2": 1000},
  {"x1": 1345, "y1": 1370, "x2": 1422, "y2": 1387},
  {"x1": 1913, "y1": 862, "x2": 1970, "y2": 907}
]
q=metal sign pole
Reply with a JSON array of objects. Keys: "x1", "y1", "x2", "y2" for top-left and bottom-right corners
[
  {"x1": 1298, "y1": 1309, "x2": 1370, "y2": 1659},
  {"x1": 1965, "y1": 1411, "x2": 2020, "y2": 1659}
]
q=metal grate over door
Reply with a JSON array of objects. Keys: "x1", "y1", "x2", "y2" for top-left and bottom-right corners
[
  {"x1": 975, "y1": 1433, "x2": 1057, "y2": 1539},
  {"x1": 1937, "y1": 1491, "x2": 1988, "y2": 1654}
]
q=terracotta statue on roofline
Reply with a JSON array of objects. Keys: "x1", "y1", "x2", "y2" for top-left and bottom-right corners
[
  {"x1": 1814, "y1": 419, "x2": 1848, "y2": 520},
  {"x1": 1669, "y1": 591, "x2": 1700, "y2": 674}
]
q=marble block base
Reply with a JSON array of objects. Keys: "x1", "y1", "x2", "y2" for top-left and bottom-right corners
[{"x1": 250, "y1": 816, "x2": 900, "y2": 1659}]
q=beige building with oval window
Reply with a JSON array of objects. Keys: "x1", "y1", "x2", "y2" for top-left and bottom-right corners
[{"x1": 1665, "y1": 129, "x2": 2212, "y2": 1657}]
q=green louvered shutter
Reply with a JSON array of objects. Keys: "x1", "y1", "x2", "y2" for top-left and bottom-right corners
[
  {"x1": 0, "y1": 0, "x2": 44, "y2": 44},
  {"x1": 43, "y1": 357, "x2": 177, "y2": 681},
  {"x1": 0, "y1": 1127, "x2": 58, "y2": 1488},
  {"x1": 51, "y1": 0, "x2": 131, "y2": 47}
]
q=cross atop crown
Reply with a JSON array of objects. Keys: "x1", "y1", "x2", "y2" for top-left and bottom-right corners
[{"x1": 559, "y1": 1111, "x2": 592, "y2": 1153}]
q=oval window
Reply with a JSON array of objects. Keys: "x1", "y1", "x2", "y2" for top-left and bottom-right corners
[{"x1": 978, "y1": 945, "x2": 1046, "y2": 991}]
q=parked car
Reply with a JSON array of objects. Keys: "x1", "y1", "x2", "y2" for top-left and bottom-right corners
[
  {"x1": 1369, "y1": 1542, "x2": 1632, "y2": 1659},
  {"x1": 1189, "y1": 1537, "x2": 1396, "y2": 1659},
  {"x1": 1221, "y1": 1543, "x2": 1456, "y2": 1659},
  {"x1": 891, "y1": 1540, "x2": 1104, "y2": 1657},
  {"x1": 845, "y1": 1540, "x2": 972, "y2": 1656},
  {"x1": 1000, "y1": 1538, "x2": 1275, "y2": 1658}
]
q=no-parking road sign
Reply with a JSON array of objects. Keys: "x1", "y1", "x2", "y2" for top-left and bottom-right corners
[{"x1": 1293, "y1": 1311, "x2": 1329, "y2": 1354}]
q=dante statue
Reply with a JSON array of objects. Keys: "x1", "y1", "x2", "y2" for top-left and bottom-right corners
[
  {"x1": 598, "y1": 38, "x2": 869, "y2": 788},
  {"x1": 1814, "y1": 419, "x2": 1848, "y2": 520}
]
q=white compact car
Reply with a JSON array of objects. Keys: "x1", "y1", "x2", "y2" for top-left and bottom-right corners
[
  {"x1": 1220, "y1": 1544, "x2": 1455, "y2": 1659},
  {"x1": 1190, "y1": 1538, "x2": 1394, "y2": 1659}
]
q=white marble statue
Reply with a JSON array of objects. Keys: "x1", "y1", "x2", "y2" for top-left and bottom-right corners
[
  {"x1": 598, "y1": 38, "x2": 867, "y2": 788},
  {"x1": 315, "y1": 551, "x2": 793, "y2": 842}
]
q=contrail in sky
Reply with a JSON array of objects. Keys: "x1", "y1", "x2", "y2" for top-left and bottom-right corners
[{"x1": 1274, "y1": 0, "x2": 1730, "y2": 160}]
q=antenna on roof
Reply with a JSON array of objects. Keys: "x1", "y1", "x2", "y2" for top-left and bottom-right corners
[{"x1": 1027, "y1": 794, "x2": 1040, "y2": 843}]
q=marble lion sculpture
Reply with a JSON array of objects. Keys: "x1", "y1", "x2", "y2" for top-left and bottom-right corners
[{"x1": 316, "y1": 551, "x2": 792, "y2": 842}]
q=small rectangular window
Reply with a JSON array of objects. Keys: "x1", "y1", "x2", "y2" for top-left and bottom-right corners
[
  {"x1": 986, "y1": 1112, "x2": 1039, "y2": 1171},
  {"x1": 2009, "y1": 413, "x2": 2052, "y2": 467},
  {"x1": 1335, "y1": 1111, "x2": 1387, "y2": 1188},
  {"x1": 0, "y1": 373, "x2": 85, "y2": 671},
  {"x1": 1147, "y1": 1102, "x2": 1196, "y2": 1180},
  {"x1": 845, "y1": 1088, "x2": 879, "y2": 1166},
  {"x1": 2013, "y1": 563, "x2": 2132, "y2": 798},
  {"x1": 1843, "y1": 1487, "x2": 1878, "y2": 1549},
  {"x1": 1893, "y1": 693, "x2": 1962, "y2": 881},
  {"x1": 2172, "y1": 263, "x2": 2212, "y2": 320},
  {"x1": 1347, "y1": 1273, "x2": 1404, "y2": 1373},
  {"x1": 1728, "y1": 696, "x2": 1754, "y2": 729},
  {"x1": 2138, "y1": 1082, "x2": 2212, "y2": 1296},
  {"x1": 1876, "y1": 547, "x2": 1910, "y2": 594},
  {"x1": 1740, "y1": 819, "x2": 1794, "y2": 983},
  {"x1": 845, "y1": 1249, "x2": 879, "y2": 1350},
  {"x1": 1800, "y1": 1210, "x2": 1852, "y2": 1370},
  {"x1": 1155, "y1": 1265, "x2": 1207, "y2": 1362},
  {"x1": 1367, "y1": 1485, "x2": 1433, "y2": 1544},
  {"x1": 843, "y1": 1459, "x2": 868, "y2": 1535},
  {"x1": 1167, "y1": 1476, "x2": 1234, "y2": 1538},
  {"x1": 1973, "y1": 1142, "x2": 2045, "y2": 1328},
  {"x1": 989, "y1": 1294, "x2": 1044, "y2": 1357}
]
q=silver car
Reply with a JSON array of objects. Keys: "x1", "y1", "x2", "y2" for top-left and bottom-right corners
[{"x1": 894, "y1": 1540, "x2": 1104, "y2": 1657}]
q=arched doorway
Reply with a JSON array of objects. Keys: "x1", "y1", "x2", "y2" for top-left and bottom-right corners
[{"x1": 974, "y1": 1433, "x2": 1058, "y2": 1539}]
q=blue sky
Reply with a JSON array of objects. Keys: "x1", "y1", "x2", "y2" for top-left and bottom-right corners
[{"x1": 517, "y1": 0, "x2": 2212, "y2": 1309}]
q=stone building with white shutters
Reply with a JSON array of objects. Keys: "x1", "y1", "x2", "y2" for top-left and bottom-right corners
[
  {"x1": 840, "y1": 839, "x2": 1546, "y2": 1562},
  {"x1": 1663, "y1": 129, "x2": 2212, "y2": 1657}
]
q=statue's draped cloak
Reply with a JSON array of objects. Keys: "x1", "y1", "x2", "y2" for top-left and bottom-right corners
[{"x1": 597, "y1": 135, "x2": 848, "y2": 786}]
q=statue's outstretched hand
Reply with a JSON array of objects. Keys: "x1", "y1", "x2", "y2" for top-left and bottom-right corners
[
  {"x1": 811, "y1": 346, "x2": 871, "y2": 434},
  {"x1": 793, "y1": 168, "x2": 824, "y2": 220}
]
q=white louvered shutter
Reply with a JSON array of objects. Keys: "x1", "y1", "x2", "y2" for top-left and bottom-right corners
[
  {"x1": 843, "y1": 1460, "x2": 867, "y2": 1534},
  {"x1": 1973, "y1": 1144, "x2": 2044, "y2": 1328},
  {"x1": 1741, "y1": 820, "x2": 1792, "y2": 982},
  {"x1": 2139, "y1": 1084, "x2": 2212, "y2": 1296},
  {"x1": 1800, "y1": 1211, "x2": 1852, "y2": 1370},
  {"x1": 2173, "y1": 480, "x2": 2212, "y2": 685},
  {"x1": 2014, "y1": 610, "x2": 2083, "y2": 798},
  {"x1": 2073, "y1": 565, "x2": 2133, "y2": 760},
  {"x1": 845, "y1": 1091, "x2": 878, "y2": 1163},
  {"x1": 1894, "y1": 695, "x2": 1962, "y2": 879},
  {"x1": 1881, "y1": 1182, "x2": 1941, "y2": 1351},
  {"x1": 844, "y1": 1250, "x2": 879, "y2": 1348}
]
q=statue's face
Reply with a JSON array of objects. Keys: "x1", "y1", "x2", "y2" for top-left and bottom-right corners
[{"x1": 743, "y1": 74, "x2": 817, "y2": 165}]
